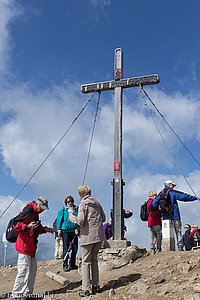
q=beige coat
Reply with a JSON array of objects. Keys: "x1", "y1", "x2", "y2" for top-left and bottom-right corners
[{"x1": 69, "y1": 195, "x2": 106, "y2": 246}]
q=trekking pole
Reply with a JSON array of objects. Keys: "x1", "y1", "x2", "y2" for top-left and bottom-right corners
[{"x1": 56, "y1": 236, "x2": 75, "y2": 274}]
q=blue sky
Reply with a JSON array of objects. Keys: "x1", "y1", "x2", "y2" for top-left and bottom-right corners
[{"x1": 1, "y1": 0, "x2": 200, "y2": 264}]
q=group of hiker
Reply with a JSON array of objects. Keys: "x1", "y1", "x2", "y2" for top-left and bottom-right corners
[
  {"x1": 146, "y1": 179, "x2": 199, "y2": 253},
  {"x1": 10, "y1": 185, "x2": 107, "y2": 299},
  {"x1": 9, "y1": 178, "x2": 199, "y2": 299},
  {"x1": 183, "y1": 223, "x2": 200, "y2": 251}
]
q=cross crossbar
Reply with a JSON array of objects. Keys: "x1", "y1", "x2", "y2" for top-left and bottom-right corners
[{"x1": 81, "y1": 74, "x2": 159, "y2": 94}]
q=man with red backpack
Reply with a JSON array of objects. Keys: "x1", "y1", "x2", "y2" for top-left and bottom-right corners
[
  {"x1": 11, "y1": 197, "x2": 53, "y2": 300},
  {"x1": 149, "y1": 180, "x2": 198, "y2": 251},
  {"x1": 147, "y1": 191, "x2": 162, "y2": 254}
]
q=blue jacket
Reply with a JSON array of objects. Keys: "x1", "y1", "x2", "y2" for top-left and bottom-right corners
[
  {"x1": 149, "y1": 187, "x2": 197, "y2": 220},
  {"x1": 57, "y1": 205, "x2": 80, "y2": 232}
]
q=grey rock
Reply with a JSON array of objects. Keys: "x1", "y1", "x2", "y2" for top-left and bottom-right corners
[
  {"x1": 127, "y1": 282, "x2": 149, "y2": 295},
  {"x1": 109, "y1": 288, "x2": 115, "y2": 297},
  {"x1": 194, "y1": 284, "x2": 200, "y2": 293},
  {"x1": 148, "y1": 274, "x2": 165, "y2": 284}
]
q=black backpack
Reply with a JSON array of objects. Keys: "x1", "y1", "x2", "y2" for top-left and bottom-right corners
[
  {"x1": 158, "y1": 188, "x2": 173, "y2": 215},
  {"x1": 6, "y1": 205, "x2": 34, "y2": 243},
  {"x1": 140, "y1": 201, "x2": 149, "y2": 221},
  {"x1": 194, "y1": 229, "x2": 200, "y2": 242}
]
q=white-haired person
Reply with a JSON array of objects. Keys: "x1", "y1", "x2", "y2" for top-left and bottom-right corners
[
  {"x1": 147, "y1": 191, "x2": 162, "y2": 254},
  {"x1": 69, "y1": 185, "x2": 106, "y2": 297},
  {"x1": 150, "y1": 180, "x2": 198, "y2": 251}
]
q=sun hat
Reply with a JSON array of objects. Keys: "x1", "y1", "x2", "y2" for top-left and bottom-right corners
[{"x1": 37, "y1": 197, "x2": 49, "y2": 210}]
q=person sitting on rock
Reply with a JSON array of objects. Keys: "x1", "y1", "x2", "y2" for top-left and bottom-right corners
[
  {"x1": 147, "y1": 191, "x2": 162, "y2": 254},
  {"x1": 183, "y1": 224, "x2": 193, "y2": 251}
]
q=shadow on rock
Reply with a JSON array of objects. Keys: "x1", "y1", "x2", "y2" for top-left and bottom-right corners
[
  {"x1": 101, "y1": 273, "x2": 141, "y2": 292},
  {"x1": 47, "y1": 280, "x2": 82, "y2": 295}
]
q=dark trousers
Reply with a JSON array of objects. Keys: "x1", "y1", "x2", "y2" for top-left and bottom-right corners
[{"x1": 62, "y1": 231, "x2": 78, "y2": 269}]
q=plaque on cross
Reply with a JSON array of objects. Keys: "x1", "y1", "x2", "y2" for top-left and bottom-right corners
[{"x1": 81, "y1": 48, "x2": 159, "y2": 240}]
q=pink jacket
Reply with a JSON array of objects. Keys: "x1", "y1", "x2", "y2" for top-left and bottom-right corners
[{"x1": 147, "y1": 198, "x2": 161, "y2": 227}]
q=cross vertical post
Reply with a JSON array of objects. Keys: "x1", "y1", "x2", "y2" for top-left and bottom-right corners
[
  {"x1": 113, "y1": 48, "x2": 124, "y2": 239},
  {"x1": 81, "y1": 48, "x2": 159, "y2": 242}
]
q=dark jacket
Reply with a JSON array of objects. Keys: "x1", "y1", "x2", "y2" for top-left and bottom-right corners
[
  {"x1": 183, "y1": 232, "x2": 193, "y2": 251},
  {"x1": 150, "y1": 187, "x2": 197, "y2": 220}
]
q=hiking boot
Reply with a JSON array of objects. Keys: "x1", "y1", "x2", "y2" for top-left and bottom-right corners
[
  {"x1": 92, "y1": 285, "x2": 101, "y2": 294},
  {"x1": 155, "y1": 249, "x2": 161, "y2": 253},
  {"x1": 178, "y1": 246, "x2": 184, "y2": 251},
  {"x1": 79, "y1": 290, "x2": 90, "y2": 297},
  {"x1": 69, "y1": 265, "x2": 78, "y2": 270}
]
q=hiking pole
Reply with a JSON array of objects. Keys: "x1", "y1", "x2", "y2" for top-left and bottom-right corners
[{"x1": 56, "y1": 236, "x2": 75, "y2": 274}]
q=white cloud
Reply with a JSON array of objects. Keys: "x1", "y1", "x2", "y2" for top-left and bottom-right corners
[
  {"x1": 89, "y1": 0, "x2": 111, "y2": 8},
  {"x1": 122, "y1": 88, "x2": 200, "y2": 169},
  {"x1": 0, "y1": 0, "x2": 23, "y2": 76},
  {"x1": 0, "y1": 195, "x2": 25, "y2": 234}
]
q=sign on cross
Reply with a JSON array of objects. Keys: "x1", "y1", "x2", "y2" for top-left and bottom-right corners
[{"x1": 81, "y1": 48, "x2": 159, "y2": 240}]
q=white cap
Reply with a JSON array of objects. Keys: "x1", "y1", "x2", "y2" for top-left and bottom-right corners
[
  {"x1": 164, "y1": 180, "x2": 176, "y2": 187},
  {"x1": 37, "y1": 197, "x2": 49, "y2": 210}
]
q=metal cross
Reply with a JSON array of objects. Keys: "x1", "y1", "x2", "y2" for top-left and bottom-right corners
[{"x1": 81, "y1": 48, "x2": 159, "y2": 240}]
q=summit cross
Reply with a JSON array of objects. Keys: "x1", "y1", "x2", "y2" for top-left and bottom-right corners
[{"x1": 81, "y1": 48, "x2": 159, "y2": 240}]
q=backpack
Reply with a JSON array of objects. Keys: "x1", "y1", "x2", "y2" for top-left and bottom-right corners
[
  {"x1": 6, "y1": 205, "x2": 34, "y2": 243},
  {"x1": 53, "y1": 218, "x2": 57, "y2": 232},
  {"x1": 140, "y1": 201, "x2": 149, "y2": 221},
  {"x1": 194, "y1": 229, "x2": 200, "y2": 242},
  {"x1": 157, "y1": 188, "x2": 173, "y2": 215}
]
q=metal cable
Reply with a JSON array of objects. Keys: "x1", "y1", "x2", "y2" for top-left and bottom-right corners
[
  {"x1": 0, "y1": 91, "x2": 97, "y2": 218},
  {"x1": 82, "y1": 92, "x2": 101, "y2": 185},
  {"x1": 139, "y1": 85, "x2": 198, "y2": 198},
  {"x1": 141, "y1": 86, "x2": 200, "y2": 168}
]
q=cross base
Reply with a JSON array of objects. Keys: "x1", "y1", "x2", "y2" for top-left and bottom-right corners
[{"x1": 104, "y1": 239, "x2": 131, "y2": 248}]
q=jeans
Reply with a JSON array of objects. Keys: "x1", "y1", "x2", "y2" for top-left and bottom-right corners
[{"x1": 62, "y1": 231, "x2": 78, "y2": 269}]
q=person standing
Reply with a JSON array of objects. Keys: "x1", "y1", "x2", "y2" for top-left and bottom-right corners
[
  {"x1": 11, "y1": 197, "x2": 53, "y2": 300},
  {"x1": 69, "y1": 185, "x2": 106, "y2": 297},
  {"x1": 104, "y1": 219, "x2": 112, "y2": 240},
  {"x1": 183, "y1": 224, "x2": 193, "y2": 251},
  {"x1": 53, "y1": 218, "x2": 63, "y2": 259},
  {"x1": 147, "y1": 191, "x2": 162, "y2": 254},
  {"x1": 191, "y1": 224, "x2": 199, "y2": 247},
  {"x1": 57, "y1": 195, "x2": 80, "y2": 271},
  {"x1": 150, "y1": 180, "x2": 198, "y2": 251}
]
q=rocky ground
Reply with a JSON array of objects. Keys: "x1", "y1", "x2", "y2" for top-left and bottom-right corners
[{"x1": 1, "y1": 248, "x2": 200, "y2": 300}]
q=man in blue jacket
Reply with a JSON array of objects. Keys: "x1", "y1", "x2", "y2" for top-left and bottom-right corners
[{"x1": 149, "y1": 180, "x2": 198, "y2": 251}]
